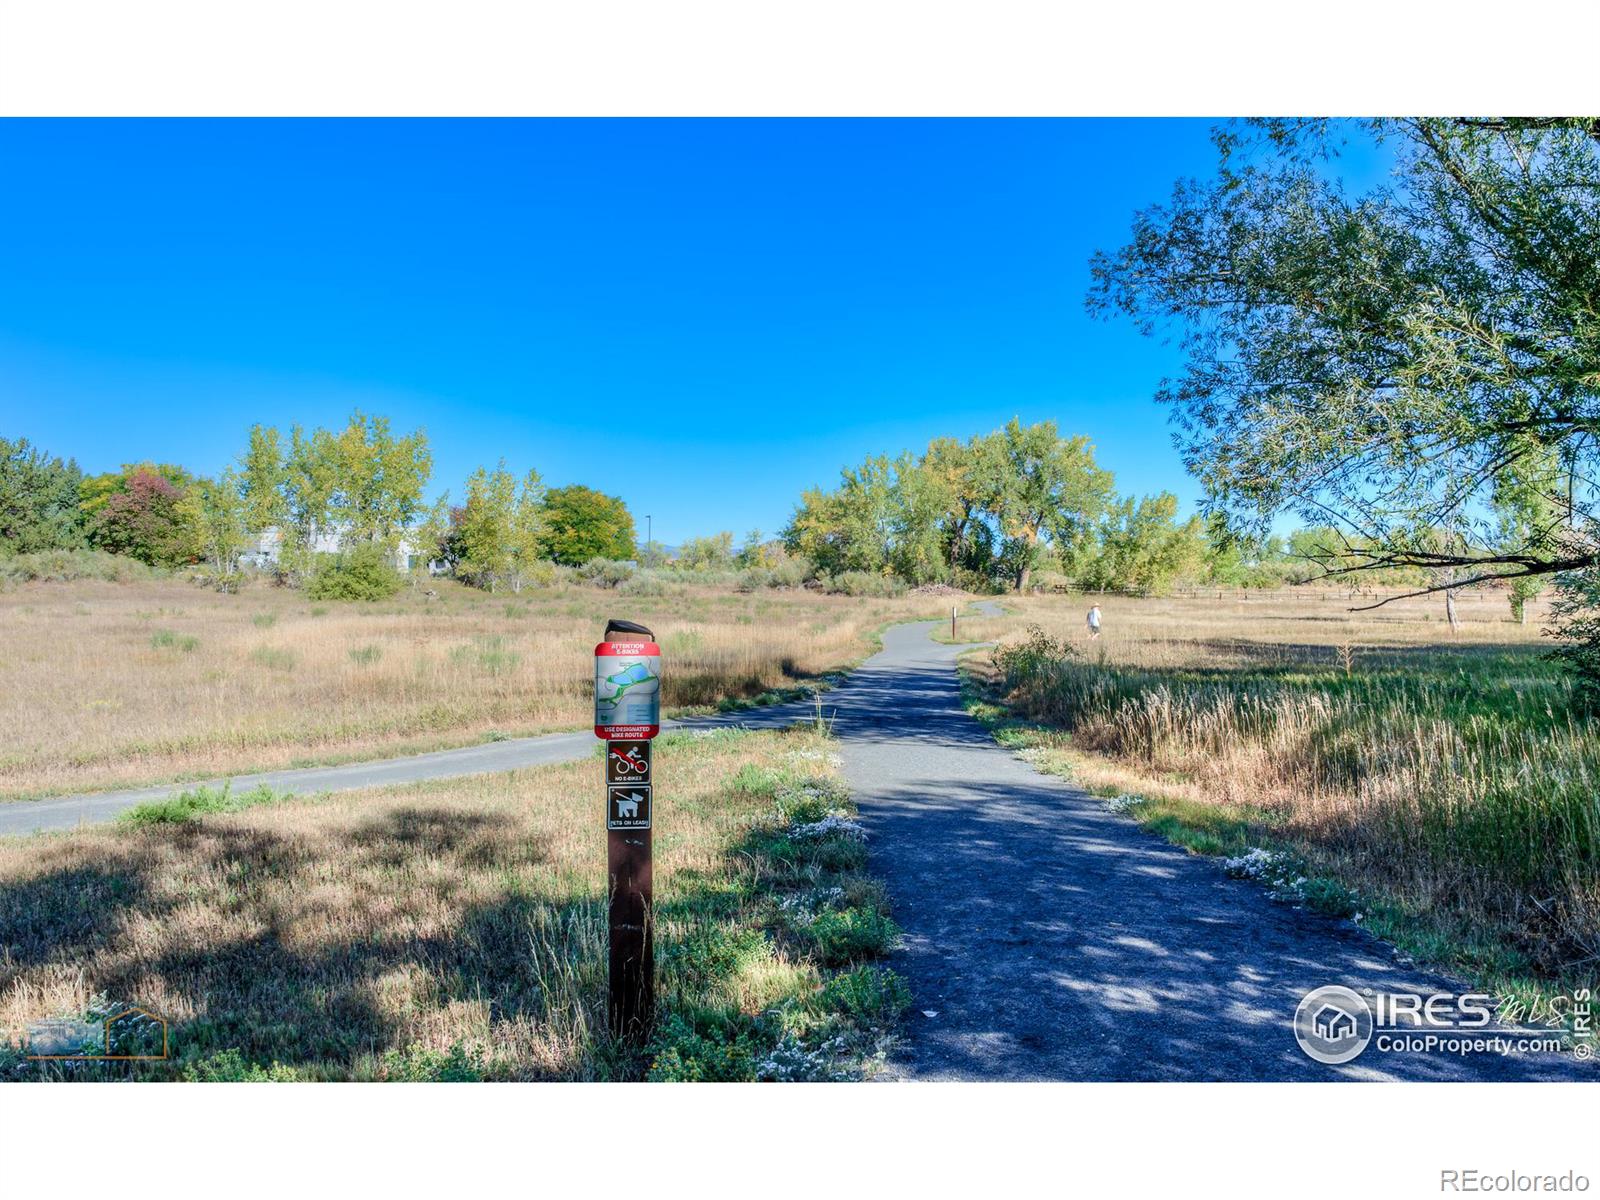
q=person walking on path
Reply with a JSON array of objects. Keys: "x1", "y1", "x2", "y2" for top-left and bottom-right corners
[{"x1": 1087, "y1": 604, "x2": 1102, "y2": 638}]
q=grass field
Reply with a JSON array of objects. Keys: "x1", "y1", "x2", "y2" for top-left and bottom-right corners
[
  {"x1": 0, "y1": 725, "x2": 907, "y2": 1081},
  {"x1": 0, "y1": 577, "x2": 945, "y2": 800},
  {"x1": 962, "y1": 587, "x2": 1599, "y2": 1005}
]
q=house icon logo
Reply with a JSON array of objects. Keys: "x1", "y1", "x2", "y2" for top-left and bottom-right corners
[
  {"x1": 1293, "y1": 985, "x2": 1373, "y2": 1064},
  {"x1": 1313, "y1": 1004, "x2": 1357, "y2": 1043}
]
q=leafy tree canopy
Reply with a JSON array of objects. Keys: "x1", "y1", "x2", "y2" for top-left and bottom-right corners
[
  {"x1": 542, "y1": 484, "x2": 635, "y2": 566},
  {"x1": 1088, "y1": 118, "x2": 1600, "y2": 600},
  {"x1": 0, "y1": 435, "x2": 85, "y2": 554}
]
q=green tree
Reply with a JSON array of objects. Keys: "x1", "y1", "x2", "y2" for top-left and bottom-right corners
[
  {"x1": 925, "y1": 433, "x2": 1000, "y2": 577},
  {"x1": 784, "y1": 454, "x2": 936, "y2": 580},
  {"x1": 280, "y1": 425, "x2": 342, "y2": 582},
  {"x1": 331, "y1": 412, "x2": 432, "y2": 549},
  {"x1": 986, "y1": 419, "x2": 1114, "y2": 592},
  {"x1": 676, "y1": 531, "x2": 736, "y2": 570},
  {"x1": 543, "y1": 485, "x2": 635, "y2": 565},
  {"x1": 783, "y1": 484, "x2": 860, "y2": 576},
  {"x1": 83, "y1": 464, "x2": 200, "y2": 566},
  {"x1": 240, "y1": 424, "x2": 287, "y2": 533},
  {"x1": 455, "y1": 464, "x2": 517, "y2": 590},
  {"x1": 885, "y1": 453, "x2": 954, "y2": 585},
  {"x1": 0, "y1": 436, "x2": 85, "y2": 553},
  {"x1": 506, "y1": 469, "x2": 547, "y2": 592},
  {"x1": 180, "y1": 469, "x2": 250, "y2": 584},
  {"x1": 736, "y1": 529, "x2": 775, "y2": 569},
  {"x1": 1078, "y1": 492, "x2": 1207, "y2": 595},
  {"x1": 1088, "y1": 118, "x2": 1600, "y2": 600},
  {"x1": 1200, "y1": 519, "x2": 1290, "y2": 589}
]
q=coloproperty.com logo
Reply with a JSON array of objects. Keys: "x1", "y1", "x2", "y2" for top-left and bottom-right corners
[{"x1": 1292, "y1": 984, "x2": 1592, "y2": 1065}]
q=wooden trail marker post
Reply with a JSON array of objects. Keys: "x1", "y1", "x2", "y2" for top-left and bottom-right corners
[{"x1": 594, "y1": 619, "x2": 660, "y2": 1040}]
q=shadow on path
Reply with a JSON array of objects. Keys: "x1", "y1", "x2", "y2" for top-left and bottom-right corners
[{"x1": 829, "y1": 622, "x2": 1591, "y2": 1082}]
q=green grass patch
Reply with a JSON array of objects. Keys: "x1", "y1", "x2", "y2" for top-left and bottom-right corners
[
  {"x1": 642, "y1": 733, "x2": 906, "y2": 1082},
  {"x1": 449, "y1": 636, "x2": 521, "y2": 676},
  {"x1": 250, "y1": 646, "x2": 296, "y2": 672},
  {"x1": 121, "y1": 784, "x2": 291, "y2": 826},
  {"x1": 150, "y1": 629, "x2": 199, "y2": 653}
]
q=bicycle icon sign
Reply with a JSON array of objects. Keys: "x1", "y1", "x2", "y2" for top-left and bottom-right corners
[{"x1": 605, "y1": 740, "x2": 651, "y2": 784}]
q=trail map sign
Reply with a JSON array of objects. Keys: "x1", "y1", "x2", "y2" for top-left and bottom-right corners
[
  {"x1": 594, "y1": 638, "x2": 661, "y2": 739},
  {"x1": 596, "y1": 620, "x2": 657, "y2": 1040}
]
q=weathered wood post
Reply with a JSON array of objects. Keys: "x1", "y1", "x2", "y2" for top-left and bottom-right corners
[{"x1": 595, "y1": 619, "x2": 660, "y2": 1040}]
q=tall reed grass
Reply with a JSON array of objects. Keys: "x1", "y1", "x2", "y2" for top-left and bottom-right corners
[{"x1": 992, "y1": 609, "x2": 1600, "y2": 977}]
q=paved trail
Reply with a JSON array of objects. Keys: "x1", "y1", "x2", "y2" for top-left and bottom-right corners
[
  {"x1": 7, "y1": 604, "x2": 1592, "y2": 1080},
  {"x1": 835, "y1": 619, "x2": 1590, "y2": 1081},
  {"x1": 0, "y1": 708, "x2": 814, "y2": 838}
]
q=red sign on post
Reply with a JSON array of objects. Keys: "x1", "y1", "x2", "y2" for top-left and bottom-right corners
[
  {"x1": 597, "y1": 619, "x2": 658, "y2": 1041},
  {"x1": 594, "y1": 639, "x2": 662, "y2": 740}
]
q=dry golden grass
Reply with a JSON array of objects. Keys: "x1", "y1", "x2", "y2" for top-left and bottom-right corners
[
  {"x1": 960, "y1": 584, "x2": 1555, "y2": 660},
  {"x1": 972, "y1": 586, "x2": 1600, "y2": 988},
  {"x1": 0, "y1": 577, "x2": 947, "y2": 799},
  {"x1": 0, "y1": 725, "x2": 898, "y2": 1080}
]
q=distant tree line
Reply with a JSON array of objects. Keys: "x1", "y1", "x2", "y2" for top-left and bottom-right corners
[
  {"x1": 0, "y1": 417, "x2": 640, "y2": 596},
  {"x1": 780, "y1": 418, "x2": 1308, "y2": 596}
]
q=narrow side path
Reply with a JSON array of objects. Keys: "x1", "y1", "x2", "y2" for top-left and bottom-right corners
[
  {"x1": 834, "y1": 621, "x2": 1590, "y2": 1081},
  {"x1": 0, "y1": 702, "x2": 821, "y2": 838}
]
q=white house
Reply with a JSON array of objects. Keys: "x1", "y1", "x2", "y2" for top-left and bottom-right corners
[{"x1": 239, "y1": 525, "x2": 428, "y2": 573}]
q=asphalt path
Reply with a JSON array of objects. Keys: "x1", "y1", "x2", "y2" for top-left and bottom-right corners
[{"x1": 0, "y1": 702, "x2": 821, "y2": 837}]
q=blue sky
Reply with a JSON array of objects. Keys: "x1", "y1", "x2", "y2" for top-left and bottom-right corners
[{"x1": 0, "y1": 119, "x2": 1388, "y2": 544}]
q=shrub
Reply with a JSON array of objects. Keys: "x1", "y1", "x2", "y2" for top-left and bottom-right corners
[
  {"x1": 822, "y1": 571, "x2": 906, "y2": 598},
  {"x1": 646, "y1": 1013, "x2": 761, "y2": 1082},
  {"x1": 576, "y1": 557, "x2": 635, "y2": 589},
  {"x1": 380, "y1": 1042, "x2": 486, "y2": 1082},
  {"x1": 517, "y1": 560, "x2": 563, "y2": 588},
  {"x1": 0, "y1": 548, "x2": 156, "y2": 584},
  {"x1": 994, "y1": 624, "x2": 1077, "y2": 691},
  {"x1": 806, "y1": 906, "x2": 900, "y2": 965},
  {"x1": 816, "y1": 965, "x2": 911, "y2": 1022},
  {"x1": 182, "y1": 1049, "x2": 301, "y2": 1082},
  {"x1": 306, "y1": 543, "x2": 403, "y2": 602},
  {"x1": 617, "y1": 572, "x2": 666, "y2": 597},
  {"x1": 734, "y1": 559, "x2": 811, "y2": 592},
  {"x1": 188, "y1": 569, "x2": 245, "y2": 594}
]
